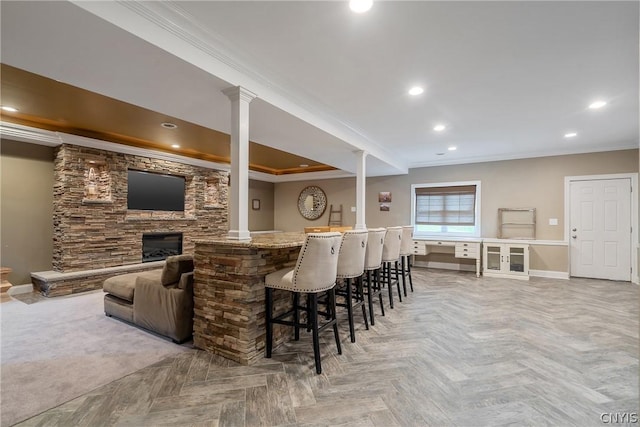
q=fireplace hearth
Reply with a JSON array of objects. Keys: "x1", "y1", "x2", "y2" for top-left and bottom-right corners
[{"x1": 142, "y1": 233, "x2": 183, "y2": 262}]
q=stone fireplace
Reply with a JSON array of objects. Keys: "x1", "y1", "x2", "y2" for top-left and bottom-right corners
[
  {"x1": 32, "y1": 143, "x2": 229, "y2": 297},
  {"x1": 142, "y1": 233, "x2": 183, "y2": 262}
]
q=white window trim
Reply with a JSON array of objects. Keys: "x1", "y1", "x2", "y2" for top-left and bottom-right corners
[{"x1": 411, "y1": 180, "x2": 482, "y2": 238}]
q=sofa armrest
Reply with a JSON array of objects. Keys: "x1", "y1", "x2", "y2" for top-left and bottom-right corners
[
  {"x1": 133, "y1": 275, "x2": 194, "y2": 343},
  {"x1": 177, "y1": 272, "x2": 194, "y2": 292}
]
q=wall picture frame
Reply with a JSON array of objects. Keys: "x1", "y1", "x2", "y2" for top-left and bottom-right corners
[{"x1": 378, "y1": 192, "x2": 392, "y2": 203}]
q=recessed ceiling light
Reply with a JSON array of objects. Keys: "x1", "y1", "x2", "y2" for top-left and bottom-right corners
[
  {"x1": 433, "y1": 124, "x2": 446, "y2": 132},
  {"x1": 1, "y1": 106, "x2": 18, "y2": 112},
  {"x1": 161, "y1": 122, "x2": 178, "y2": 129},
  {"x1": 171, "y1": 144, "x2": 180, "y2": 149},
  {"x1": 299, "y1": 164, "x2": 309, "y2": 168},
  {"x1": 588, "y1": 100, "x2": 607, "y2": 109},
  {"x1": 564, "y1": 132, "x2": 578, "y2": 138},
  {"x1": 349, "y1": 0, "x2": 373, "y2": 13},
  {"x1": 408, "y1": 86, "x2": 424, "y2": 96},
  {"x1": 448, "y1": 146, "x2": 457, "y2": 151}
]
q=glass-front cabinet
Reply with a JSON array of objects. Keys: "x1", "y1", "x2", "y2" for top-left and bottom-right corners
[{"x1": 482, "y1": 240, "x2": 530, "y2": 280}]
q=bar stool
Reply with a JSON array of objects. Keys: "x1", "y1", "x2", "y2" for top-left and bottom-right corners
[
  {"x1": 399, "y1": 225, "x2": 415, "y2": 295},
  {"x1": 381, "y1": 226, "x2": 403, "y2": 309},
  {"x1": 335, "y1": 229, "x2": 369, "y2": 343},
  {"x1": 363, "y1": 228, "x2": 386, "y2": 325},
  {"x1": 265, "y1": 232, "x2": 343, "y2": 374}
]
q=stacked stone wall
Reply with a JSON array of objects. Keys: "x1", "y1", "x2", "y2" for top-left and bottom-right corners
[
  {"x1": 193, "y1": 242, "x2": 300, "y2": 364},
  {"x1": 53, "y1": 144, "x2": 229, "y2": 275}
]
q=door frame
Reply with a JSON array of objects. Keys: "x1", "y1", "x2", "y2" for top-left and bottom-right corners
[{"x1": 564, "y1": 173, "x2": 638, "y2": 284}]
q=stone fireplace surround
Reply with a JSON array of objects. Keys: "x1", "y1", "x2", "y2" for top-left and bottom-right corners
[{"x1": 31, "y1": 144, "x2": 229, "y2": 296}]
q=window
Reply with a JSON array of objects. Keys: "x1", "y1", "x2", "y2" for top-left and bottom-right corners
[{"x1": 411, "y1": 181, "x2": 481, "y2": 237}]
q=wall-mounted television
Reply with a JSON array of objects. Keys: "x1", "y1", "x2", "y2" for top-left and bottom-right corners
[{"x1": 127, "y1": 169, "x2": 185, "y2": 211}]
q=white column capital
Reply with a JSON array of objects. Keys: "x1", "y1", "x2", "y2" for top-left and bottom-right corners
[
  {"x1": 222, "y1": 86, "x2": 257, "y2": 103},
  {"x1": 354, "y1": 150, "x2": 369, "y2": 159}
]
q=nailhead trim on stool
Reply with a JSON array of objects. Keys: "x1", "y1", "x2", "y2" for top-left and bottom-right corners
[
  {"x1": 264, "y1": 232, "x2": 343, "y2": 374},
  {"x1": 363, "y1": 228, "x2": 386, "y2": 325},
  {"x1": 335, "y1": 229, "x2": 369, "y2": 343},
  {"x1": 381, "y1": 226, "x2": 403, "y2": 309}
]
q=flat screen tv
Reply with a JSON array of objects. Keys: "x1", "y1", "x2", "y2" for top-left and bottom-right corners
[{"x1": 127, "y1": 169, "x2": 185, "y2": 211}]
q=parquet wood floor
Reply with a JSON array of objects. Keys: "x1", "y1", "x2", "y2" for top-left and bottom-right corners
[{"x1": 17, "y1": 269, "x2": 638, "y2": 426}]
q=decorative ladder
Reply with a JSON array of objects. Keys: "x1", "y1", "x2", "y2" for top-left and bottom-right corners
[{"x1": 328, "y1": 204, "x2": 343, "y2": 226}]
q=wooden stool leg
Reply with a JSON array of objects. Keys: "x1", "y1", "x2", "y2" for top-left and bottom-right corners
[
  {"x1": 386, "y1": 263, "x2": 395, "y2": 309},
  {"x1": 293, "y1": 292, "x2": 300, "y2": 341},
  {"x1": 401, "y1": 257, "x2": 408, "y2": 296},
  {"x1": 346, "y1": 278, "x2": 355, "y2": 342},
  {"x1": 329, "y1": 288, "x2": 342, "y2": 355},
  {"x1": 407, "y1": 256, "x2": 414, "y2": 292},
  {"x1": 357, "y1": 276, "x2": 369, "y2": 330},
  {"x1": 265, "y1": 288, "x2": 273, "y2": 358},
  {"x1": 376, "y1": 269, "x2": 385, "y2": 316},
  {"x1": 309, "y1": 293, "x2": 322, "y2": 374},
  {"x1": 366, "y1": 270, "x2": 375, "y2": 325},
  {"x1": 395, "y1": 260, "x2": 403, "y2": 301}
]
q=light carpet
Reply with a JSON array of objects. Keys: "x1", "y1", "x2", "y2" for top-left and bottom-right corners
[{"x1": 0, "y1": 290, "x2": 191, "y2": 426}]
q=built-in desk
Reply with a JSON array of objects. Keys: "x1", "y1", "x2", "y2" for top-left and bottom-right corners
[
  {"x1": 192, "y1": 232, "x2": 305, "y2": 365},
  {"x1": 412, "y1": 237, "x2": 482, "y2": 277}
]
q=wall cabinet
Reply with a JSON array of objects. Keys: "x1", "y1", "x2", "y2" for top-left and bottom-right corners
[{"x1": 483, "y1": 241, "x2": 530, "y2": 280}]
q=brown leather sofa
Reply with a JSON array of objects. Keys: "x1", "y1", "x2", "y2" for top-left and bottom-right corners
[{"x1": 103, "y1": 254, "x2": 195, "y2": 343}]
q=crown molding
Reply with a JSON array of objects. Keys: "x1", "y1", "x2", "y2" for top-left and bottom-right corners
[{"x1": 0, "y1": 122, "x2": 62, "y2": 146}]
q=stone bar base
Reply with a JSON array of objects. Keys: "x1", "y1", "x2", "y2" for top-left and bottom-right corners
[
  {"x1": 31, "y1": 261, "x2": 164, "y2": 297},
  {"x1": 193, "y1": 232, "x2": 305, "y2": 365}
]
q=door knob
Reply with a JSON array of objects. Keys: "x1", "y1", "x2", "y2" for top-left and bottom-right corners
[
  {"x1": 572, "y1": 228, "x2": 577, "y2": 232},
  {"x1": 572, "y1": 235, "x2": 577, "y2": 239}
]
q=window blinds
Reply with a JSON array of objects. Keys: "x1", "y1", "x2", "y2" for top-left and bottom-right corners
[{"x1": 415, "y1": 185, "x2": 476, "y2": 226}]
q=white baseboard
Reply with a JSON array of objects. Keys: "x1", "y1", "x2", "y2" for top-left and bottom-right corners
[
  {"x1": 8, "y1": 283, "x2": 34, "y2": 295},
  {"x1": 529, "y1": 269, "x2": 570, "y2": 280}
]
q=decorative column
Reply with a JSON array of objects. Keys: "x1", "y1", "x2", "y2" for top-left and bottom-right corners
[
  {"x1": 355, "y1": 150, "x2": 368, "y2": 230},
  {"x1": 222, "y1": 86, "x2": 257, "y2": 240}
]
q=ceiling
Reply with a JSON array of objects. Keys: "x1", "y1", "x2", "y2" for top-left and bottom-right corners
[{"x1": 1, "y1": 1, "x2": 638, "y2": 182}]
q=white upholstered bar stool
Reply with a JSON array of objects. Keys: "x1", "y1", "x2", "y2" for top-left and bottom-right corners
[
  {"x1": 335, "y1": 229, "x2": 369, "y2": 343},
  {"x1": 265, "y1": 232, "x2": 343, "y2": 374},
  {"x1": 399, "y1": 225, "x2": 415, "y2": 295},
  {"x1": 381, "y1": 226, "x2": 403, "y2": 309},
  {"x1": 363, "y1": 228, "x2": 386, "y2": 325}
]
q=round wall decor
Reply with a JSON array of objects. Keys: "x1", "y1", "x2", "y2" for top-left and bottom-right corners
[{"x1": 297, "y1": 186, "x2": 327, "y2": 220}]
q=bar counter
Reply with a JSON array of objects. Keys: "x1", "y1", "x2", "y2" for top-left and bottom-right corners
[{"x1": 192, "y1": 232, "x2": 305, "y2": 365}]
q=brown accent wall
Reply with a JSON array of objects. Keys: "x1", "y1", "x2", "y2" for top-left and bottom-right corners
[
  {"x1": 53, "y1": 144, "x2": 228, "y2": 272},
  {"x1": 1, "y1": 140, "x2": 55, "y2": 285}
]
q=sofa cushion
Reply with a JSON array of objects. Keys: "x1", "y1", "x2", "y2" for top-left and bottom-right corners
[
  {"x1": 104, "y1": 294, "x2": 134, "y2": 323},
  {"x1": 161, "y1": 255, "x2": 194, "y2": 286},
  {"x1": 103, "y1": 269, "x2": 162, "y2": 302}
]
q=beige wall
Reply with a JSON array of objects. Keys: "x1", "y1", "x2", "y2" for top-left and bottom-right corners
[
  {"x1": 249, "y1": 179, "x2": 274, "y2": 231},
  {"x1": 1, "y1": 140, "x2": 54, "y2": 285},
  {"x1": 275, "y1": 149, "x2": 638, "y2": 273}
]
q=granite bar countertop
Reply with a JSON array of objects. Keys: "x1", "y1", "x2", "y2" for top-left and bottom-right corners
[{"x1": 194, "y1": 232, "x2": 306, "y2": 249}]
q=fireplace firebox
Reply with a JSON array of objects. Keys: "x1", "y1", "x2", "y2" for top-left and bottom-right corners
[{"x1": 142, "y1": 233, "x2": 183, "y2": 262}]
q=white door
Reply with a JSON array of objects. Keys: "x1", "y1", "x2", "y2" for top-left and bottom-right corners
[{"x1": 570, "y1": 178, "x2": 631, "y2": 281}]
